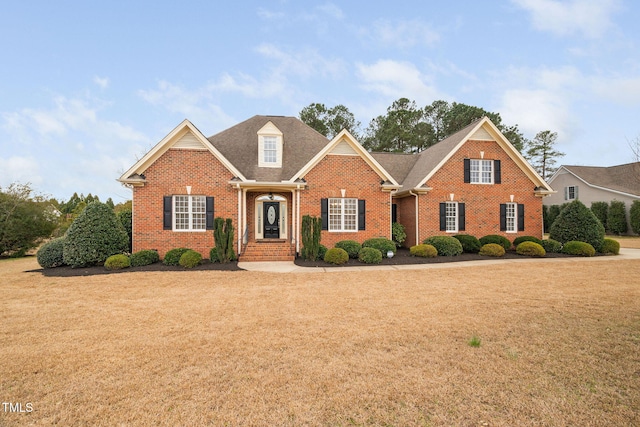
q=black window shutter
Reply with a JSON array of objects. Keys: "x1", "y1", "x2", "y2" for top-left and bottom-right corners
[
  {"x1": 518, "y1": 204, "x2": 525, "y2": 231},
  {"x1": 499, "y1": 204, "x2": 507, "y2": 231},
  {"x1": 163, "y1": 196, "x2": 172, "y2": 230},
  {"x1": 439, "y1": 202, "x2": 446, "y2": 231},
  {"x1": 463, "y1": 159, "x2": 471, "y2": 183},
  {"x1": 458, "y1": 203, "x2": 465, "y2": 231},
  {"x1": 206, "y1": 197, "x2": 214, "y2": 230},
  {"x1": 321, "y1": 198, "x2": 328, "y2": 230},
  {"x1": 392, "y1": 203, "x2": 397, "y2": 224},
  {"x1": 494, "y1": 160, "x2": 501, "y2": 184},
  {"x1": 358, "y1": 200, "x2": 366, "y2": 230}
]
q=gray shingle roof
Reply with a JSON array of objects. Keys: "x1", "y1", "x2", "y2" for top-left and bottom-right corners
[{"x1": 563, "y1": 163, "x2": 640, "y2": 196}]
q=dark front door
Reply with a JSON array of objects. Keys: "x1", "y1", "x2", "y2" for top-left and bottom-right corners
[{"x1": 263, "y1": 202, "x2": 280, "y2": 238}]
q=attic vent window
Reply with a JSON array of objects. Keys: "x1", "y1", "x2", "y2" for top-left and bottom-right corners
[
  {"x1": 263, "y1": 136, "x2": 277, "y2": 163},
  {"x1": 257, "y1": 121, "x2": 283, "y2": 168}
]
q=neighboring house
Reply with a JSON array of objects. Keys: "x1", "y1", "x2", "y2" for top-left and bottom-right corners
[
  {"x1": 545, "y1": 163, "x2": 640, "y2": 233},
  {"x1": 118, "y1": 115, "x2": 553, "y2": 261}
]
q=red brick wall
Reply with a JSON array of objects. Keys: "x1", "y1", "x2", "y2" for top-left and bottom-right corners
[
  {"x1": 300, "y1": 154, "x2": 391, "y2": 249},
  {"x1": 132, "y1": 149, "x2": 238, "y2": 259},
  {"x1": 410, "y1": 139, "x2": 543, "y2": 244}
]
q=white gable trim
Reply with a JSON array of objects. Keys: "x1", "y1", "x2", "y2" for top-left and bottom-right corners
[
  {"x1": 290, "y1": 129, "x2": 400, "y2": 187},
  {"x1": 118, "y1": 119, "x2": 246, "y2": 184}
]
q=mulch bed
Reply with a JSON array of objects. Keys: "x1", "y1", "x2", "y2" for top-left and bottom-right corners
[{"x1": 28, "y1": 260, "x2": 243, "y2": 277}]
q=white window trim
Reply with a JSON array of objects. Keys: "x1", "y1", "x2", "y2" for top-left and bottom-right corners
[
  {"x1": 505, "y1": 202, "x2": 517, "y2": 233},
  {"x1": 470, "y1": 159, "x2": 493, "y2": 184},
  {"x1": 566, "y1": 185, "x2": 577, "y2": 200},
  {"x1": 328, "y1": 197, "x2": 358, "y2": 232},
  {"x1": 257, "y1": 122, "x2": 283, "y2": 168},
  {"x1": 445, "y1": 201, "x2": 458, "y2": 233},
  {"x1": 173, "y1": 195, "x2": 207, "y2": 232}
]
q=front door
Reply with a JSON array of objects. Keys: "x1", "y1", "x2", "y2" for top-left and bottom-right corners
[{"x1": 263, "y1": 202, "x2": 280, "y2": 238}]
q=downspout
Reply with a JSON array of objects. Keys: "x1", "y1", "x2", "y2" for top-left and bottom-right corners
[
  {"x1": 242, "y1": 188, "x2": 247, "y2": 246},
  {"x1": 296, "y1": 185, "x2": 301, "y2": 255},
  {"x1": 409, "y1": 190, "x2": 419, "y2": 246},
  {"x1": 236, "y1": 185, "x2": 242, "y2": 255}
]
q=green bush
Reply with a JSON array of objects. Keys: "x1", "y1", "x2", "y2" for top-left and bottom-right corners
[
  {"x1": 63, "y1": 202, "x2": 129, "y2": 268},
  {"x1": 478, "y1": 234, "x2": 511, "y2": 251},
  {"x1": 422, "y1": 235, "x2": 463, "y2": 256},
  {"x1": 301, "y1": 215, "x2": 322, "y2": 261},
  {"x1": 541, "y1": 238, "x2": 562, "y2": 253},
  {"x1": 590, "y1": 201, "x2": 608, "y2": 230},
  {"x1": 600, "y1": 238, "x2": 620, "y2": 255},
  {"x1": 409, "y1": 244, "x2": 438, "y2": 258},
  {"x1": 209, "y1": 246, "x2": 236, "y2": 263},
  {"x1": 36, "y1": 237, "x2": 66, "y2": 268},
  {"x1": 549, "y1": 200, "x2": 605, "y2": 251},
  {"x1": 163, "y1": 248, "x2": 191, "y2": 266},
  {"x1": 179, "y1": 250, "x2": 202, "y2": 268},
  {"x1": 117, "y1": 210, "x2": 133, "y2": 252},
  {"x1": 335, "y1": 240, "x2": 362, "y2": 258},
  {"x1": 630, "y1": 200, "x2": 640, "y2": 235},
  {"x1": 516, "y1": 241, "x2": 546, "y2": 257},
  {"x1": 562, "y1": 241, "x2": 596, "y2": 257},
  {"x1": 392, "y1": 222, "x2": 406, "y2": 247},
  {"x1": 214, "y1": 217, "x2": 235, "y2": 263},
  {"x1": 318, "y1": 244, "x2": 328, "y2": 260},
  {"x1": 513, "y1": 236, "x2": 543, "y2": 247},
  {"x1": 129, "y1": 249, "x2": 160, "y2": 267},
  {"x1": 453, "y1": 234, "x2": 481, "y2": 253},
  {"x1": 324, "y1": 247, "x2": 349, "y2": 265},
  {"x1": 607, "y1": 200, "x2": 628, "y2": 235},
  {"x1": 104, "y1": 254, "x2": 130, "y2": 270},
  {"x1": 362, "y1": 238, "x2": 396, "y2": 255},
  {"x1": 358, "y1": 247, "x2": 383, "y2": 264},
  {"x1": 544, "y1": 205, "x2": 563, "y2": 233},
  {"x1": 479, "y1": 243, "x2": 505, "y2": 257}
]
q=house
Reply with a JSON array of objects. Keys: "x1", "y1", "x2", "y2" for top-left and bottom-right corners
[
  {"x1": 545, "y1": 163, "x2": 640, "y2": 233},
  {"x1": 118, "y1": 115, "x2": 553, "y2": 261}
]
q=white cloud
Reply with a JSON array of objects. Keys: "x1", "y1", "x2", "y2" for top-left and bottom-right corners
[
  {"x1": 356, "y1": 60, "x2": 441, "y2": 103},
  {"x1": 315, "y1": 3, "x2": 344, "y2": 20},
  {"x1": 356, "y1": 19, "x2": 440, "y2": 50},
  {"x1": 591, "y1": 76, "x2": 640, "y2": 106},
  {"x1": 0, "y1": 156, "x2": 42, "y2": 186},
  {"x1": 94, "y1": 76, "x2": 110, "y2": 89},
  {"x1": 512, "y1": 0, "x2": 621, "y2": 38}
]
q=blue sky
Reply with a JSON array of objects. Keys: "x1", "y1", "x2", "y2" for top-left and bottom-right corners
[{"x1": 1, "y1": 0, "x2": 639, "y2": 203}]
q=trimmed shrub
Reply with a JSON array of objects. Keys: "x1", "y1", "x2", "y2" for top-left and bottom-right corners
[
  {"x1": 163, "y1": 248, "x2": 191, "y2": 266},
  {"x1": 516, "y1": 241, "x2": 546, "y2": 257},
  {"x1": 358, "y1": 247, "x2": 383, "y2": 264},
  {"x1": 362, "y1": 238, "x2": 396, "y2": 255},
  {"x1": 562, "y1": 241, "x2": 596, "y2": 257},
  {"x1": 479, "y1": 243, "x2": 505, "y2": 257},
  {"x1": 513, "y1": 236, "x2": 543, "y2": 247},
  {"x1": 630, "y1": 200, "x2": 640, "y2": 235},
  {"x1": 104, "y1": 254, "x2": 130, "y2": 270},
  {"x1": 600, "y1": 238, "x2": 620, "y2": 255},
  {"x1": 479, "y1": 234, "x2": 511, "y2": 251},
  {"x1": 324, "y1": 247, "x2": 349, "y2": 265},
  {"x1": 209, "y1": 247, "x2": 219, "y2": 263},
  {"x1": 410, "y1": 244, "x2": 438, "y2": 258},
  {"x1": 63, "y1": 202, "x2": 129, "y2": 268},
  {"x1": 117, "y1": 210, "x2": 133, "y2": 252},
  {"x1": 335, "y1": 240, "x2": 362, "y2": 258},
  {"x1": 453, "y1": 234, "x2": 481, "y2": 253},
  {"x1": 549, "y1": 200, "x2": 605, "y2": 251},
  {"x1": 392, "y1": 222, "x2": 406, "y2": 247},
  {"x1": 318, "y1": 244, "x2": 328, "y2": 260},
  {"x1": 590, "y1": 201, "x2": 608, "y2": 230},
  {"x1": 607, "y1": 200, "x2": 628, "y2": 235},
  {"x1": 214, "y1": 217, "x2": 235, "y2": 263},
  {"x1": 37, "y1": 237, "x2": 66, "y2": 268},
  {"x1": 129, "y1": 249, "x2": 160, "y2": 267},
  {"x1": 541, "y1": 238, "x2": 562, "y2": 253},
  {"x1": 179, "y1": 250, "x2": 202, "y2": 268},
  {"x1": 422, "y1": 236, "x2": 463, "y2": 256},
  {"x1": 301, "y1": 215, "x2": 322, "y2": 261}
]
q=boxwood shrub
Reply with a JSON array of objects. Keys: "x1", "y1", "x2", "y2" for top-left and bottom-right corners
[
  {"x1": 358, "y1": 247, "x2": 382, "y2": 264},
  {"x1": 549, "y1": 200, "x2": 605, "y2": 251},
  {"x1": 516, "y1": 241, "x2": 546, "y2": 257},
  {"x1": 513, "y1": 236, "x2": 543, "y2": 247},
  {"x1": 479, "y1": 243, "x2": 505, "y2": 257},
  {"x1": 362, "y1": 238, "x2": 396, "y2": 255},
  {"x1": 163, "y1": 248, "x2": 191, "y2": 266},
  {"x1": 335, "y1": 240, "x2": 362, "y2": 258},
  {"x1": 318, "y1": 244, "x2": 328, "y2": 260},
  {"x1": 541, "y1": 238, "x2": 562, "y2": 253},
  {"x1": 324, "y1": 247, "x2": 349, "y2": 265},
  {"x1": 37, "y1": 237, "x2": 66, "y2": 268},
  {"x1": 453, "y1": 234, "x2": 481, "y2": 253},
  {"x1": 479, "y1": 234, "x2": 512, "y2": 251},
  {"x1": 562, "y1": 241, "x2": 596, "y2": 257},
  {"x1": 409, "y1": 244, "x2": 438, "y2": 258},
  {"x1": 129, "y1": 249, "x2": 160, "y2": 267},
  {"x1": 104, "y1": 254, "x2": 131, "y2": 270},
  {"x1": 423, "y1": 236, "x2": 463, "y2": 256},
  {"x1": 600, "y1": 238, "x2": 620, "y2": 255},
  {"x1": 179, "y1": 250, "x2": 202, "y2": 268}
]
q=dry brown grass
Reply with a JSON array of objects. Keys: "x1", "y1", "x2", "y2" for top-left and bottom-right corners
[
  {"x1": 612, "y1": 235, "x2": 640, "y2": 249},
  {"x1": 1, "y1": 256, "x2": 639, "y2": 426}
]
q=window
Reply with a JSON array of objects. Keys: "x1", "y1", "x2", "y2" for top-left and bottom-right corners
[
  {"x1": 565, "y1": 185, "x2": 578, "y2": 200},
  {"x1": 328, "y1": 198, "x2": 357, "y2": 231},
  {"x1": 470, "y1": 159, "x2": 493, "y2": 184},
  {"x1": 257, "y1": 122, "x2": 283, "y2": 168},
  {"x1": 173, "y1": 195, "x2": 206, "y2": 231},
  {"x1": 505, "y1": 202, "x2": 517, "y2": 233},
  {"x1": 500, "y1": 203, "x2": 524, "y2": 232},
  {"x1": 263, "y1": 136, "x2": 277, "y2": 164},
  {"x1": 445, "y1": 202, "x2": 458, "y2": 232}
]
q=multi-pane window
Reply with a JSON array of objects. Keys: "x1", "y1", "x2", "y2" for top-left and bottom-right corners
[
  {"x1": 567, "y1": 186, "x2": 577, "y2": 200},
  {"x1": 328, "y1": 198, "x2": 357, "y2": 231},
  {"x1": 470, "y1": 159, "x2": 493, "y2": 184},
  {"x1": 174, "y1": 195, "x2": 206, "y2": 231},
  {"x1": 505, "y1": 202, "x2": 517, "y2": 233},
  {"x1": 445, "y1": 202, "x2": 458, "y2": 233},
  {"x1": 263, "y1": 136, "x2": 277, "y2": 164}
]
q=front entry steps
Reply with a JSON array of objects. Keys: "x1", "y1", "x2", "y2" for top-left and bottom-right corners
[{"x1": 240, "y1": 240, "x2": 296, "y2": 262}]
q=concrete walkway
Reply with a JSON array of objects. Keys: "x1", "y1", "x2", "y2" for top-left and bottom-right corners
[{"x1": 238, "y1": 247, "x2": 640, "y2": 273}]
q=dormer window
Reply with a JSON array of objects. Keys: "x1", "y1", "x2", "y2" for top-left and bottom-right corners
[{"x1": 257, "y1": 121, "x2": 283, "y2": 168}]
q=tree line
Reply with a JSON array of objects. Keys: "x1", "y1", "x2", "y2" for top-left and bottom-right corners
[{"x1": 299, "y1": 98, "x2": 564, "y2": 180}]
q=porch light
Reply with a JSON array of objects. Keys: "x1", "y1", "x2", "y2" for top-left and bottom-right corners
[
  {"x1": 268, "y1": 192, "x2": 274, "y2": 200},
  {"x1": 387, "y1": 250, "x2": 394, "y2": 258}
]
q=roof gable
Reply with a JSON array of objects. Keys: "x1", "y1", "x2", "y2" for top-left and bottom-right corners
[{"x1": 549, "y1": 163, "x2": 640, "y2": 197}]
